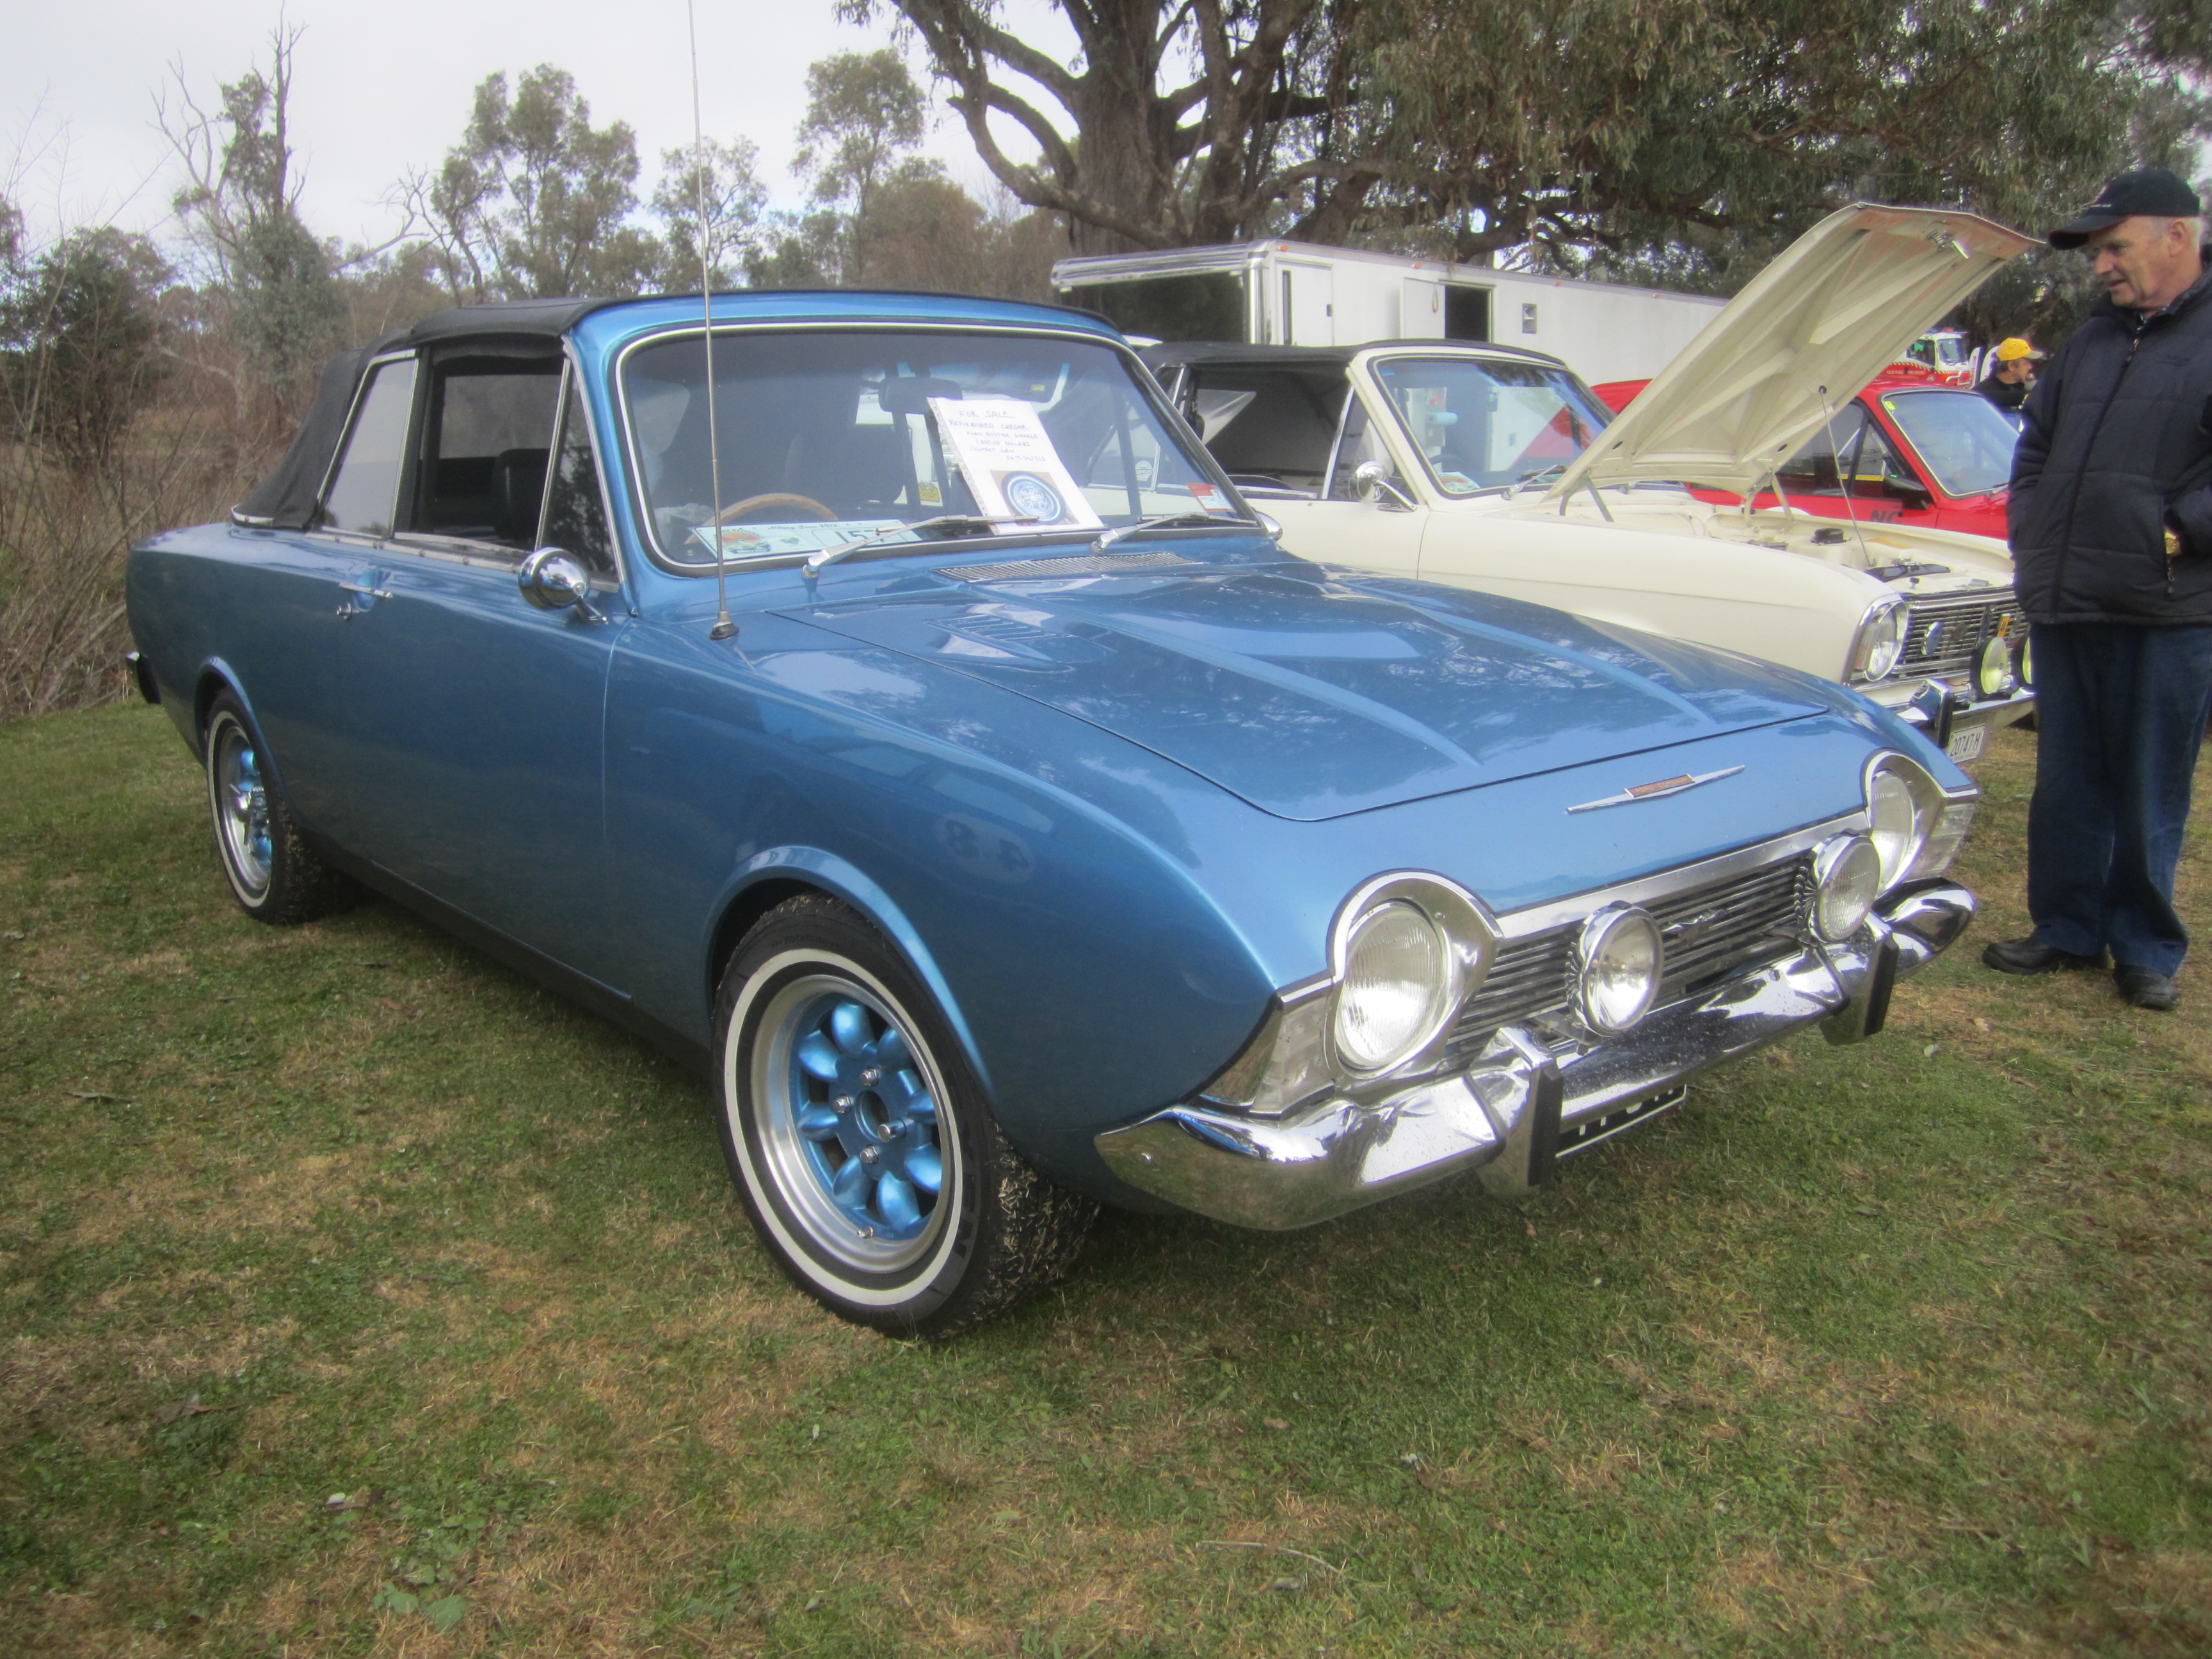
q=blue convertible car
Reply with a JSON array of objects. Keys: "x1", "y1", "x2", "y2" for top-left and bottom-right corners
[{"x1": 127, "y1": 291, "x2": 1977, "y2": 1334}]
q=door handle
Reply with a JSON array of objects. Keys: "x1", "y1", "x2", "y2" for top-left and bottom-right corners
[{"x1": 339, "y1": 581, "x2": 394, "y2": 599}]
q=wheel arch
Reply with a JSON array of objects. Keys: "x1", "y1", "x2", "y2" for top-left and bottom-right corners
[{"x1": 705, "y1": 847, "x2": 993, "y2": 1099}]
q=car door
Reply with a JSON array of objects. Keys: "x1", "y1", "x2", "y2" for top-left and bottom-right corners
[
  {"x1": 331, "y1": 351, "x2": 628, "y2": 979},
  {"x1": 236, "y1": 353, "x2": 419, "y2": 833}
]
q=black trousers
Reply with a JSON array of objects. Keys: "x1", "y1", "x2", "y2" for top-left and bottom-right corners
[{"x1": 2025, "y1": 622, "x2": 2212, "y2": 975}]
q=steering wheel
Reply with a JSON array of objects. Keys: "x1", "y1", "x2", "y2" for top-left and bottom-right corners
[{"x1": 715, "y1": 492, "x2": 836, "y2": 525}]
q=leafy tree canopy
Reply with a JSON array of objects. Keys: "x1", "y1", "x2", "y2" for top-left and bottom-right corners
[
  {"x1": 849, "y1": 0, "x2": 2210, "y2": 287},
  {"x1": 418, "y1": 65, "x2": 662, "y2": 301}
]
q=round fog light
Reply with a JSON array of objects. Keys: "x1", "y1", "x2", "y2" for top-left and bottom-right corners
[
  {"x1": 1810, "y1": 833, "x2": 1883, "y2": 942},
  {"x1": 1975, "y1": 636, "x2": 2016, "y2": 698},
  {"x1": 1333, "y1": 901, "x2": 1449, "y2": 1073},
  {"x1": 1575, "y1": 905, "x2": 1662, "y2": 1034}
]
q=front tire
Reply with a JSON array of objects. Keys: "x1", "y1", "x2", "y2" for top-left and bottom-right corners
[
  {"x1": 203, "y1": 693, "x2": 358, "y2": 925},
  {"x1": 714, "y1": 894, "x2": 1094, "y2": 1336}
]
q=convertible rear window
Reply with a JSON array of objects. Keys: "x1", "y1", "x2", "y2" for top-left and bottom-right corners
[{"x1": 620, "y1": 330, "x2": 1232, "y2": 568}]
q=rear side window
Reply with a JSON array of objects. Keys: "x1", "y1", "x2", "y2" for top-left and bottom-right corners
[
  {"x1": 319, "y1": 358, "x2": 419, "y2": 536},
  {"x1": 414, "y1": 357, "x2": 563, "y2": 552}
]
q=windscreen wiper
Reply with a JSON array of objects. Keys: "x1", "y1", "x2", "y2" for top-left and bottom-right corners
[
  {"x1": 1091, "y1": 510, "x2": 1256, "y2": 553},
  {"x1": 802, "y1": 513, "x2": 1038, "y2": 577}
]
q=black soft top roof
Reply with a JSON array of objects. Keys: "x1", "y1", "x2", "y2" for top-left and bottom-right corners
[{"x1": 233, "y1": 298, "x2": 616, "y2": 529}]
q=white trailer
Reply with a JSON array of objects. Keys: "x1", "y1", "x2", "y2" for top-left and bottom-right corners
[{"x1": 1051, "y1": 240, "x2": 1727, "y2": 385}]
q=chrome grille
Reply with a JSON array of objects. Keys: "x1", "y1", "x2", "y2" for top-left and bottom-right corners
[
  {"x1": 1448, "y1": 854, "x2": 1812, "y2": 1052},
  {"x1": 1902, "y1": 587, "x2": 2017, "y2": 675}
]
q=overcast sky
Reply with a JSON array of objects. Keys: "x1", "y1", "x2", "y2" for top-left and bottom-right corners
[{"x1": 4, "y1": 1, "x2": 1075, "y2": 254}]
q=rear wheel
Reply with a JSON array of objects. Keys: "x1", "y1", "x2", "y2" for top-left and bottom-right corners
[
  {"x1": 714, "y1": 894, "x2": 1094, "y2": 1336},
  {"x1": 203, "y1": 693, "x2": 358, "y2": 924}
]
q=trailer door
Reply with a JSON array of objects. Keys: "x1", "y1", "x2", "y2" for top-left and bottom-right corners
[
  {"x1": 1402, "y1": 279, "x2": 1445, "y2": 339},
  {"x1": 1281, "y1": 263, "x2": 1334, "y2": 346}
]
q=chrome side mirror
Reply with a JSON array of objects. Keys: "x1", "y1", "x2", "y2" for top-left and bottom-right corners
[
  {"x1": 1354, "y1": 460, "x2": 1417, "y2": 512},
  {"x1": 519, "y1": 548, "x2": 605, "y2": 623},
  {"x1": 1255, "y1": 511, "x2": 1283, "y2": 540}
]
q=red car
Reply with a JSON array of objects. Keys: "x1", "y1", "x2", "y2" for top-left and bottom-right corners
[{"x1": 1592, "y1": 371, "x2": 2017, "y2": 542}]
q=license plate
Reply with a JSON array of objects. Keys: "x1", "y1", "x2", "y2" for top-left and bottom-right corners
[{"x1": 1946, "y1": 724, "x2": 1986, "y2": 763}]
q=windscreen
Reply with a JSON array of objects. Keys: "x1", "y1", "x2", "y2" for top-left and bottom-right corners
[
  {"x1": 1879, "y1": 389, "x2": 2019, "y2": 497},
  {"x1": 622, "y1": 330, "x2": 1234, "y2": 567},
  {"x1": 1370, "y1": 355, "x2": 1613, "y2": 493}
]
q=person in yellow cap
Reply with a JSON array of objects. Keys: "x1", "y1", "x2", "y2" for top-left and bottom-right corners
[{"x1": 1975, "y1": 336, "x2": 2042, "y2": 412}]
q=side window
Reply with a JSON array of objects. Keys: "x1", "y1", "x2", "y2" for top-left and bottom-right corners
[
  {"x1": 541, "y1": 370, "x2": 616, "y2": 575},
  {"x1": 415, "y1": 357, "x2": 563, "y2": 552},
  {"x1": 319, "y1": 358, "x2": 419, "y2": 536}
]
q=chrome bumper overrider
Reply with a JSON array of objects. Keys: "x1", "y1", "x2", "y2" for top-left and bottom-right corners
[
  {"x1": 1094, "y1": 879, "x2": 1974, "y2": 1231},
  {"x1": 1889, "y1": 682, "x2": 2036, "y2": 739}
]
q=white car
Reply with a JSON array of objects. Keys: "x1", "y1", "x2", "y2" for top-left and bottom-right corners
[{"x1": 1143, "y1": 205, "x2": 2039, "y2": 763}]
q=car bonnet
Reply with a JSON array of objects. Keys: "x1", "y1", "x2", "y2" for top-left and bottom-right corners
[
  {"x1": 1545, "y1": 204, "x2": 2035, "y2": 504},
  {"x1": 783, "y1": 556, "x2": 1834, "y2": 822}
]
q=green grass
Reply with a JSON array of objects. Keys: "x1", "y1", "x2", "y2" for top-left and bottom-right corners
[{"x1": 3, "y1": 703, "x2": 2208, "y2": 1656}]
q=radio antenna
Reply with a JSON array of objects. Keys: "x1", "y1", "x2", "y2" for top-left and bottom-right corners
[{"x1": 689, "y1": 0, "x2": 736, "y2": 641}]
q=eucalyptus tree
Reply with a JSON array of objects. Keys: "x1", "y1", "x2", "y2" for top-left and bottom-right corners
[
  {"x1": 846, "y1": 0, "x2": 2208, "y2": 281},
  {"x1": 415, "y1": 65, "x2": 661, "y2": 301},
  {"x1": 161, "y1": 26, "x2": 344, "y2": 403}
]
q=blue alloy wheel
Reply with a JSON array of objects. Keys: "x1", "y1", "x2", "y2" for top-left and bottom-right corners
[
  {"x1": 209, "y1": 710, "x2": 274, "y2": 900},
  {"x1": 748, "y1": 970, "x2": 957, "y2": 1278},
  {"x1": 200, "y1": 693, "x2": 357, "y2": 926},
  {"x1": 715, "y1": 894, "x2": 1096, "y2": 1335}
]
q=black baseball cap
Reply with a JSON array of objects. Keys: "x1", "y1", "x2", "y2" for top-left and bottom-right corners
[{"x1": 2049, "y1": 167, "x2": 2203, "y2": 249}]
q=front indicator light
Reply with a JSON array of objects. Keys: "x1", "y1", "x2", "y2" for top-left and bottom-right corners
[
  {"x1": 1975, "y1": 637, "x2": 2016, "y2": 697},
  {"x1": 1575, "y1": 904, "x2": 1662, "y2": 1034},
  {"x1": 1809, "y1": 833, "x2": 1883, "y2": 941},
  {"x1": 1333, "y1": 901, "x2": 1451, "y2": 1074}
]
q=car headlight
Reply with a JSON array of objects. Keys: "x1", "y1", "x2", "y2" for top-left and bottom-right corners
[
  {"x1": 1975, "y1": 637, "x2": 2016, "y2": 697},
  {"x1": 1203, "y1": 874, "x2": 1498, "y2": 1111},
  {"x1": 1848, "y1": 598, "x2": 1908, "y2": 683},
  {"x1": 1574, "y1": 904, "x2": 1662, "y2": 1034},
  {"x1": 1333, "y1": 901, "x2": 1452, "y2": 1073},
  {"x1": 1808, "y1": 833, "x2": 1883, "y2": 941},
  {"x1": 2017, "y1": 632, "x2": 2033, "y2": 688},
  {"x1": 1864, "y1": 753, "x2": 1952, "y2": 889}
]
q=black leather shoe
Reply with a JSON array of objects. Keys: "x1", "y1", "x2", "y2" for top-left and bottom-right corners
[
  {"x1": 2115, "y1": 966, "x2": 2179, "y2": 1010},
  {"x1": 1981, "y1": 936, "x2": 2106, "y2": 975}
]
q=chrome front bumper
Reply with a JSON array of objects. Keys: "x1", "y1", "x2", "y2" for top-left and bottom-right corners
[
  {"x1": 1094, "y1": 879, "x2": 1973, "y2": 1231},
  {"x1": 1886, "y1": 681, "x2": 2035, "y2": 742}
]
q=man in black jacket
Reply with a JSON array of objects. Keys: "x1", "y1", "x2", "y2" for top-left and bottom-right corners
[{"x1": 1984, "y1": 168, "x2": 2212, "y2": 1009}]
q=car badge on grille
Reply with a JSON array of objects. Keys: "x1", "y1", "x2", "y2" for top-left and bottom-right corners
[
  {"x1": 1923, "y1": 619, "x2": 1947, "y2": 656},
  {"x1": 1566, "y1": 765, "x2": 1744, "y2": 814},
  {"x1": 1664, "y1": 908, "x2": 1727, "y2": 945}
]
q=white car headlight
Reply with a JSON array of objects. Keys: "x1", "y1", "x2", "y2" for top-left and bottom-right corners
[
  {"x1": 1809, "y1": 833, "x2": 1883, "y2": 941},
  {"x1": 1333, "y1": 901, "x2": 1452, "y2": 1074},
  {"x1": 1575, "y1": 904, "x2": 1662, "y2": 1034},
  {"x1": 1848, "y1": 598, "x2": 1909, "y2": 683}
]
